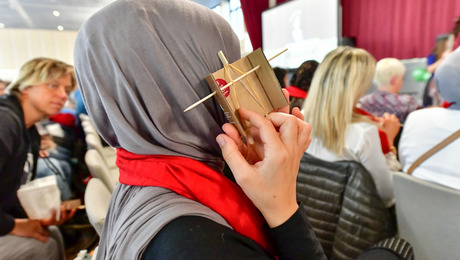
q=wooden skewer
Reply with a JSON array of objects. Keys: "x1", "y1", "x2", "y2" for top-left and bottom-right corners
[
  {"x1": 268, "y1": 48, "x2": 288, "y2": 62},
  {"x1": 183, "y1": 65, "x2": 260, "y2": 112},
  {"x1": 183, "y1": 48, "x2": 288, "y2": 112}
]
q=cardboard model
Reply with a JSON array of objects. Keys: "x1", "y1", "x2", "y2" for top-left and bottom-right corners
[{"x1": 205, "y1": 48, "x2": 288, "y2": 140}]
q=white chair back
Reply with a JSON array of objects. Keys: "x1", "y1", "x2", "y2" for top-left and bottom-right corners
[
  {"x1": 394, "y1": 171, "x2": 460, "y2": 260},
  {"x1": 85, "y1": 178, "x2": 111, "y2": 235},
  {"x1": 85, "y1": 149, "x2": 118, "y2": 192}
]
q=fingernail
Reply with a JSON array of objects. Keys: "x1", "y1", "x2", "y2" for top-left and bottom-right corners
[{"x1": 216, "y1": 136, "x2": 225, "y2": 147}]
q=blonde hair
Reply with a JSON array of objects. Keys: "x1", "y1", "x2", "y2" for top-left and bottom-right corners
[
  {"x1": 6, "y1": 57, "x2": 76, "y2": 99},
  {"x1": 374, "y1": 58, "x2": 406, "y2": 87},
  {"x1": 303, "y1": 47, "x2": 376, "y2": 155}
]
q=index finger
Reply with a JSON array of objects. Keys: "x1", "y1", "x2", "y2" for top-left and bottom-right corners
[
  {"x1": 267, "y1": 112, "x2": 300, "y2": 152},
  {"x1": 238, "y1": 108, "x2": 284, "y2": 152}
]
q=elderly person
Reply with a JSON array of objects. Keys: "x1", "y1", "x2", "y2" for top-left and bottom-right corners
[{"x1": 360, "y1": 58, "x2": 421, "y2": 124}]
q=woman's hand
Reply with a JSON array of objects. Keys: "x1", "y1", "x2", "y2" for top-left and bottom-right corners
[
  {"x1": 221, "y1": 89, "x2": 304, "y2": 165},
  {"x1": 216, "y1": 108, "x2": 311, "y2": 228}
]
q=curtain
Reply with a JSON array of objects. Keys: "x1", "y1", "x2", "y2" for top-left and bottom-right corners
[
  {"x1": 240, "y1": 0, "x2": 288, "y2": 50},
  {"x1": 342, "y1": 0, "x2": 460, "y2": 60},
  {"x1": 241, "y1": 0, "x2": 460, "y2": 60}
]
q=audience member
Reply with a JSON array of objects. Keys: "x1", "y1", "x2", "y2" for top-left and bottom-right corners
[
  {"x1": 273, "y1": 67, "x2": 287, "y2": 88},
  {"x1": 285, "y1": 60, "x2": 319, "y2": 109},
  {"x1": 360, "y1": 58, "x2": 421, "y2": 123},
  {"x1": 0, "y1": 57, "x2": 77, "y2": 259},
  {"x1": 423, "y1": 33, "x2": 453, "y2": 106},
  {"x1": 75, "y1": 0, "x2": 326, "y2": 259},
  {"x1": 399, "y1": 46, "x2": 460, "y2": 190},
  {"x1": 35, "y1": 122, "x2": 74, "y2": 201},
  {"x1": 303, "y1": 47, "x2": 399, "y2": 207}
]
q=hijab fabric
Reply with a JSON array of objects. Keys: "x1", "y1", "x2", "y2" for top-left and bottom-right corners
[
  {"x1": 74, "y1": 0, "x2": 257, "y2": 258},
  {"x1": 74, "y1": 0, "x2": 241, "y2": 171}
]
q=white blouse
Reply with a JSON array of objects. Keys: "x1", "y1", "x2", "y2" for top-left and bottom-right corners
[{"x1": 306, "y1": 122, "x2": 395, "y2": 207}]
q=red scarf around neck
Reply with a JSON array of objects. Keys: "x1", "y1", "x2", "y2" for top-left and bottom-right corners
[{"x1": 116, "y1": 148, "x2": 275, "y2": 255}]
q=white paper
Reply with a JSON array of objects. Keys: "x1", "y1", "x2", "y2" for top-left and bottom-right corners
[{"x1": 17, "y1": 175, "x2": 61, "y2": 220}]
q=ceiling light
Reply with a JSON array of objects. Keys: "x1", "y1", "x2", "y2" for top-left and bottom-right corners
[
  {"x1": 53, "y1": 10, "x2": 60, "y2": 17},
  {"x1": 57, "y1": 25, "x2": 64, "y2": 31}
]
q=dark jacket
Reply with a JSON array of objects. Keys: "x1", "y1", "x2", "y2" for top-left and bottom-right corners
[
  {"x1": 0, "y1": 95, "x2": 40, "y2": 235},
  {"x1": 296, "y1": 153, "x2": 396, "y2": 260}
]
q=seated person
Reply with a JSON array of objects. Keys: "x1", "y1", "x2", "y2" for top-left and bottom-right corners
[
  {"x1": 360, "y1": 58, "x2": 421, "y2": 123},
  {"x1": 0, "y1": 57, "x2": 76, "y2": 259},
  {"x1": 399, "y1": 46, "x2": 460, "y2": 190},
  {"x1": 74, "y1": 0, "x2": 328, "y2": 259},
  {"x1": 35, "y1": 122, "x2": 74, "y2": 201},
  {"x1": 303, "y1": 47, "x2": 400, "y2": 207},
  {"x1": 285, "y1": 60, "x2": 319, "y2": 109}
]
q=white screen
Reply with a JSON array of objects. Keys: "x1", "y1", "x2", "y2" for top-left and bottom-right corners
[{"x1": 262, "y1": 0, "x2": 339, "y2": 68}]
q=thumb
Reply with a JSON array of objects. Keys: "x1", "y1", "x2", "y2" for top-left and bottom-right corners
[{"x1": 216, "y1": 134, "x2": 252, "y2": 174}]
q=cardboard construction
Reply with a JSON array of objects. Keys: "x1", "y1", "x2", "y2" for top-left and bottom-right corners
[{"x1": 206, "y1": 48, "x2": 288, "y2": 139}]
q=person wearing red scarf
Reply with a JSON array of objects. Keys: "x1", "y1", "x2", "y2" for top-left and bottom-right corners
[{"x1": 74, "y1": 0, "x2": 326, "y2": 259}]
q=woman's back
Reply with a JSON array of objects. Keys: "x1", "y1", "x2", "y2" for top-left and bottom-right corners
[{"x1": 307, "y1": 121, "x2": 394, "y2": 207}]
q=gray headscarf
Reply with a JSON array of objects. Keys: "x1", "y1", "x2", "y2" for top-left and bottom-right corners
[
  {"x1": 435, "y1": 46, "x2": 460, "y2": 110},
  {"x1": 74, "y1": 0, "x2": 241, "y2": 171}
]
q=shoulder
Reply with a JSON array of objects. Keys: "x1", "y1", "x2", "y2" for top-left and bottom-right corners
[
  {"x1": 0, "y1": 106, "x2": 23, "y2": 141},
  {"x1": 344, "y1": 122, "x2": 380, "y2": 151},
  {"x1": 405, "y1": 107, "x2": 444, "y2": 122},
  {"x1": 143, "y1": 215, "x2": 271, "y2": 260},
  {"x1": 359, "y1": 92, "x2": 378, "y2": 104},
  {"x1": 347, "y1": 121, "x2": 379, "y2": 136}
]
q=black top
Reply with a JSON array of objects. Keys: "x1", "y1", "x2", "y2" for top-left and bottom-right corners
[
  {"x1": 0, "y1": 95, "x2": 40, "y2": 235},
  {"x1": 142, "y1": 205, "x2": 326, "y2": 260}
]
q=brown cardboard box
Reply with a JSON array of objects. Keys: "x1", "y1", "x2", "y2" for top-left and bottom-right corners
[{"x1": 205, "y1": 48, "x2": 288, "y2": 140}]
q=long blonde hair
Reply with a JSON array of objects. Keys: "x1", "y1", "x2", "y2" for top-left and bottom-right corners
[
  {"x1": 6, "y1": 57, "x2": 76, "y2": 100},
  {"x1": 303, "y1": 47, "x2": 376, "y2": 155}
]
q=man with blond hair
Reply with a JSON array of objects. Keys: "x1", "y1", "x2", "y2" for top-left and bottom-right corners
[
  {"x1": 0, "y1": 57, "x2": 76, "y2": 259},
  {"x1": 360, "y1": 58, "x2": 421, "y2": 123}
]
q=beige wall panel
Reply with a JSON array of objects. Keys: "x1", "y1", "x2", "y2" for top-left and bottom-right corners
[{"x1": 0, "y1": 29, "x2": 77, "y2": 80}]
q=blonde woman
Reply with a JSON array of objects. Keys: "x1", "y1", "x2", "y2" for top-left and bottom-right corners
[{"x1": 303, "y1": 47, "x2": 399, "y2": 207}]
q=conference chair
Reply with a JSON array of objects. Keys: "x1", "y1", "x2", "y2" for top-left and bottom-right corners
[
  {"x1": 84, "y1": 178, "x2": 111, "y2": 235},
  {"x1": 393, "y1": 171, "x2": 460, "y2": 260}
]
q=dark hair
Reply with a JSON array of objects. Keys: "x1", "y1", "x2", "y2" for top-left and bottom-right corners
[
  {"x1": 289, "y1": 60, "x2": 319, "y2": 93},
  {"x1": 273, "y1": 67, "x2": 287, "y2": 88}
]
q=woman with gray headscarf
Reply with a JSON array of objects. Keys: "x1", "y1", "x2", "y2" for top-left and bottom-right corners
[
  {"x1": 74, "y1": 0, "x2": 324, "y2": 259},
  {"x1": 399, "y1": 46, "x2": 460, "y2": 189}
]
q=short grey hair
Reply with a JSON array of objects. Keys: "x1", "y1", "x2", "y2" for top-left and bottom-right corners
[{"x1": 373, "y1": 58, "x2": 406, "y2": 87}]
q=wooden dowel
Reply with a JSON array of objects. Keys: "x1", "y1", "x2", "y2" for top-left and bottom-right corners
[
  {"x1": 183, "y1": 91, "x2": 217, "y2": 112},
  {"x1": 218, "y1": 51, "x2": 229, "y2": 66},
  {"x1": 183, "y1": 48, "x2": 288, "y2": 113},
  {"x1": 183, "y1": 65, "x2": 260, "y2": 112},
  {"x1": 268, "y1": 48, "x2": 288, "y2": 62},
  {"x1": 220, "y1": 65, "x2": 260, "y2": 92}
]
